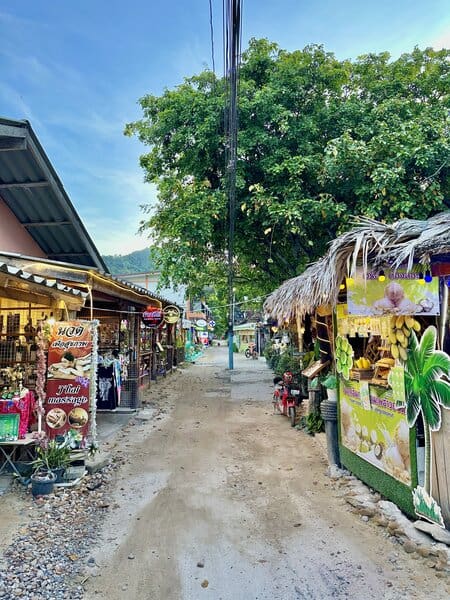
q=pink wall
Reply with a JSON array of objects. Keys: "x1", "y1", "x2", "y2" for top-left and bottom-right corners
[{"x1": 0, "y1": 198, "x2": 46, "y2": 257}]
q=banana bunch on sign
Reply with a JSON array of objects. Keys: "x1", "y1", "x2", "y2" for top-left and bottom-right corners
[
  {"x1": 388, "y1": 315, "x2": 421, "y2": 361},
  {"x1": 354, "y1": 357, "x2": 371, "y2": 369}
]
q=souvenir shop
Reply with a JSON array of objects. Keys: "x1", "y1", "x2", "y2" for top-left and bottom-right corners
[{"x1": 0, "y1": 262, "x2": 86, "y2": 468}]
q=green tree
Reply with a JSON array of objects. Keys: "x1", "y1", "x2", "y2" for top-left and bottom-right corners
[
  {"x1": 103, "y1": 248, "x2": 158, "y2": 275},
  {"x1": 403, "y1": 326, "x2": 450, "y2": 493},
  {"x1": 125, "y1": 40, "x2": 449, "y2": 298}
]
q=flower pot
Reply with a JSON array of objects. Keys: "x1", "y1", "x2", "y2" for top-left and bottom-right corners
[
  {"x1": 326, "y1": 388, "x2": 337, "y2": 403},
  {"x1": 52, "y1": 467, "x2": 65, "y2": 483},
  {"x1": 30, "y1": 470, "x2": 56, "y2": 497}
]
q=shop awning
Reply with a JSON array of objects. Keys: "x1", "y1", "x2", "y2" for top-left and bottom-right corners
[
  {"x1": 264, "y1": 211, "x2": 450, "y2": 323},
  {"x1": 0, "y1": 252, "x2": 182, "y2": 310},
  {"x1": 0, "y1": 261, "x2": 87, "y2": 309}
]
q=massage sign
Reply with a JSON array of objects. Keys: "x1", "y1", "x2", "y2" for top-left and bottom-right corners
[{"x1": 45, "y1": 321, "x2": 93, "y2": 442}]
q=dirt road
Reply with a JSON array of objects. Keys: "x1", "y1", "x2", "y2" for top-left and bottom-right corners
[{"x1": 84, "y1": 347, "x2": 448, "y2": 599}]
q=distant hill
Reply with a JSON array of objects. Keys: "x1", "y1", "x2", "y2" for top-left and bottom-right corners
[{"x1": 103, "y1": 248, "x2": 158, "y2": 275}]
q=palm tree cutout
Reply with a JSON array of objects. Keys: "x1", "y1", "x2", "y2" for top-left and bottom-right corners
[{"x1": 401, "y1": 325, "x2": 450, "y2": 525}]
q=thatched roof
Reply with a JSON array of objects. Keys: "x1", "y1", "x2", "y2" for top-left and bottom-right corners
[{"x1": 264, "y1": 211, "x2": 450, "y2": 322}]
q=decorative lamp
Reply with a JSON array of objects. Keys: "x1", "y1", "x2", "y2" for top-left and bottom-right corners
[
  {"x1": 378, "y1": 270, "x2": 386, "y2": 282},
  {"x1": 424, "y1": 270, "x2": 433, "y2": 283},
  {"x1": 418, "y1": 272, "x2": 425, "y2": 285}
]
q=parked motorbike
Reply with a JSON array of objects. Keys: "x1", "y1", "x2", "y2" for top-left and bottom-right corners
[
  {"x1": 272, "y1": 371, "x2": 303, "y2": 427},
  {"x1": 244, "y1": 343, "x2": 258, "y2": 359}
]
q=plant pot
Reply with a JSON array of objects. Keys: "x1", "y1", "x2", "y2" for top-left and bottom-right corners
[
  {"x1": 52, "y1": 467, "x2": 65, "y2": 483},
  {"x1": 326, "y1": 388, "x2": 338, "y2": 403},
  {"x1": 30, "y1": 470, "x2": 56, "y2": 497}
]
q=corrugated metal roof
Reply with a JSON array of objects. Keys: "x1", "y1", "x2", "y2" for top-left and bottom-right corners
[
  {"x1": 0, "y1": 117, "x2": 108, "y2": 271},
  {"x1": 102, "y1": 272, "x2": 183, "y2": 309},
  {"x1": 0, "y1": 262, "x2": 87, "y2": 299}
]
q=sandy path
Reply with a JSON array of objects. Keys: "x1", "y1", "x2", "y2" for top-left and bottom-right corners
[{"x1": 84, "y1": 347, "x2": 448, "y2": 600}]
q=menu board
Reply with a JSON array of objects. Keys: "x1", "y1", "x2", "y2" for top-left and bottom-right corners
[{"x1": 340, "y1": 379, "x2": 411, "y2": 485}]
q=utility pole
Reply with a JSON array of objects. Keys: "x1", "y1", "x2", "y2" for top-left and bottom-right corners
[{"x1": 225, "y1": 0, "x2": 242, "y2": 370}]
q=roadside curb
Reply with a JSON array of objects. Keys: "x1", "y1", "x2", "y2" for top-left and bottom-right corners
[{"x1": 328, "y1": 467, "x2": 450, "y2": 576}]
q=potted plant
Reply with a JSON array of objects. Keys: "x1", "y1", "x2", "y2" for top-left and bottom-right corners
[
  {"x1": 322, "y1": 373, "x2": 338, "y2": 402},
  {"x1": 31, "y1": 437, "x2": 72, "y2": 493}
]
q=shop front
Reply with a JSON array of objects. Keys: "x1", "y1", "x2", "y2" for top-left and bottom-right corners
[
  {"x1": 265, "y1": 212, "x2": 450, "y2": 530},
  {"x1": 0, "y1": 261, "x2": 90, "y2": 475},
  {"x1": 1, "y1": 256, "x2": 182, "y2": 410}
]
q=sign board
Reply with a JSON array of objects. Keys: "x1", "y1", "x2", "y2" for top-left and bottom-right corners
[
  {"x1": 301, "y1": 359, "x2": 329, "y2": 379},
  {"x1": 45, "y1": 321, "x2": 94, "y2": 444},
  {"x1": 142, "y1": 305, "x2": 163, "y2": 328},
  {"x1": 347, "y1": 267, "x2": 439, "y2": 316},
  {"x1": 196, "y1": 319, "x2": 207, "y2": 328},
  {"x1": 163, "y1": 305, "x2": 181, "y2": 324},
  {"x1": 339, "y1": 379, "x2": 411, "y2": 485}
]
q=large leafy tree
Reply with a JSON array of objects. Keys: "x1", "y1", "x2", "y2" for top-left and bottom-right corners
[{"x1": 125, "y1": 40, "x2": 449, "y2": 299}]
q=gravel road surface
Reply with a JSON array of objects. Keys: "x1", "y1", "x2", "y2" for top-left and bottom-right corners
[{"x1": 79, "y1": 347, "x2": 449, "y2": 599}]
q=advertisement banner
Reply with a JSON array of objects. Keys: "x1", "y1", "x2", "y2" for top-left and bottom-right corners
[
  {"x1": 45, "y1": 321, "x2": 93, "y2": 443},
  {"x1": 340, "y1": 379, "x2": 411, "y2": 485},
  {"x1": 347, "y1": 267, "x2": 439, "y2": 316},
  {"x1": 142, "y1": 305, "x2": 163, "y2": 328},
  {"x1": 163, "y1": 305, "x2": 181, "y2": 324}
]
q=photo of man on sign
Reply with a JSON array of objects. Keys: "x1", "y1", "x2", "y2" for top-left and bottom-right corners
[
  {"x1": 372, "y1": 282, "x2": 419, "y2": 314},
  {"x1": 48, "y1": 350, "x2": 91, "y2": 380},
  {"x1": 347, "y1": 267, "x2": 439, "y2": 316}
]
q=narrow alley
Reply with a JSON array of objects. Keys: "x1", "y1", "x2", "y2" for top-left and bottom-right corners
[{"x1": 83, "y1": 347, "x2": 448, "y2": 600}]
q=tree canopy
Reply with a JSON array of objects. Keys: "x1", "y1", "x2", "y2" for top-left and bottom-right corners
[
  {"x1": 103, "y1": 248, "x2": 158, "y2": 275},
  {"x1": 125, "y1": 39, "x2": 450, "y2": 300}
]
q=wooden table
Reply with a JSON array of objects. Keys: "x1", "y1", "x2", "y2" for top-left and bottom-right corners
[{"x1": 0, "y1": 434, "x2": 36, "y2": 481}]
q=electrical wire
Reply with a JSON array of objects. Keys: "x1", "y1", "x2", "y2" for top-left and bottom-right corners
[
  {"x1": 206, "y1": 291, "x2": 271, "y2": 312},
  {"x1": 209, "y1": 0, "x2": 216, "y2": 75}
]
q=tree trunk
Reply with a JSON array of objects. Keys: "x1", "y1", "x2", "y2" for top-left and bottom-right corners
[{"x1": 424, "y1": 422, "x2": 432, "y2": 494}]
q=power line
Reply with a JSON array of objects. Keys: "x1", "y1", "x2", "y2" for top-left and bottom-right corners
[
  {"x1": 208, "y1": 0, "x2": 216, "y2": 75},
  {"x1": 223, "y1": 0, "x2": 242, "y2": 369}
]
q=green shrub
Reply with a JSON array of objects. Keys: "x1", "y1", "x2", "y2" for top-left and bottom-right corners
[{"x1": 297, "y1": 411, "x2": 324, "y2": 435}]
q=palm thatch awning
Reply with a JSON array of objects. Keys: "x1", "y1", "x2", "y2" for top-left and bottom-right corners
[{"x1": 264, "y1": 211, "x2": 450, "y2": 323}]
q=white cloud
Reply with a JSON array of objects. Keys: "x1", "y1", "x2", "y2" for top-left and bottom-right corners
[{"x1": 432, "y1": 28, "x2": 450, "y2": 49}]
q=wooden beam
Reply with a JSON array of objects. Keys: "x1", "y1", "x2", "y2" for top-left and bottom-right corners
[
  {"x1": 0, "y1": 137, "x2": 26, "y2": 152},
  {"x1": 23, "y1": 221, "x2": 72, "y2": 228},
  {"x1": 0, "y1": 285, "x2": 52, "y2": 307}
]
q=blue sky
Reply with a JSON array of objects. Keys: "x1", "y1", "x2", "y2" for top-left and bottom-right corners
[{"x1": 1, "y1": 1, "x2": 449, "y2": 255}]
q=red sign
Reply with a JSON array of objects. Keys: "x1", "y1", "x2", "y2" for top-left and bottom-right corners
[
  {"x1": 45, "y1": 321, "x2": 93, "y2": 443},
  {"x1": 142, "y1": 305, "x2": 163, "y2": 328}
]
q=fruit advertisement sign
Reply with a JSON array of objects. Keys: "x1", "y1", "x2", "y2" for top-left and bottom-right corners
[
  {"x1": 340, "y1": 379, "x2": 412, "y2": 485},
  {"x1": 45, "y1": 321, "x2": 93, "y2": 443},
  {"x1": 347, "y1": 267, "x2": 439, "y2": 316}
]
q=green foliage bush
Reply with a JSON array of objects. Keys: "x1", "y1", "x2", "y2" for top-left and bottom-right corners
[{"x1": 298, "y1": 411, "x2": 325, "y2": 435}]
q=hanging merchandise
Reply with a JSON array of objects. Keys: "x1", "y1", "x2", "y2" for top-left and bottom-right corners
[{"x1": 96, "y1": 352, "x2": 122, "y2": 410}]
